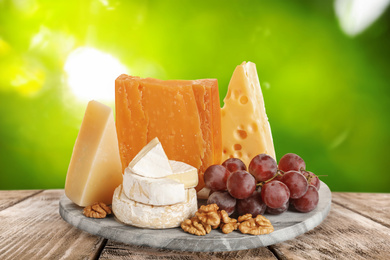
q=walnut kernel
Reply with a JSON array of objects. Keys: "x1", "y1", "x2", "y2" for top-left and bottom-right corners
[
  {"x1": 239, "y1": 215, "x2": 274, "y2": 235},
  {"x1": 181, "y1": 217, "x2": 211, "y2": 236},
  {"x1": 83, "y1": 202, "x2": 112, "y2": 219}
]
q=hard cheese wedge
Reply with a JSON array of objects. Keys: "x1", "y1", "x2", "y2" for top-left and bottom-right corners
[
  {"x1": 221, "y1": 62, "x2": 276, "y2": 167},
  {"x1": 65, "y1": 100, "x2": 122, "y2": 207},
  {"x1": 115, "y1": 75, "x2": 222, "y2": 191},
  {"x1": 128, "y1": 137, "x2": 173, "y2": 178},
  {"x1": 112, "y1": 185, "x2": 197, "y2": 229}
]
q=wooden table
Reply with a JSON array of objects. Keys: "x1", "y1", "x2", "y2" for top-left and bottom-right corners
[{"x1": 0, "y1": 190, "x2": 389, "y2": 259}]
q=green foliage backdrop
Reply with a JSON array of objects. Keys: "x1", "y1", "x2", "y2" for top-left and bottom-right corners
[{"x1": 1, "y1": 0, "x2": 389, "y2": 192}]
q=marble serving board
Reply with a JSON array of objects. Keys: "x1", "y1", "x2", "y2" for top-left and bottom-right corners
[{"x1": 59, "y1": 181, "x2": 331, "y2": 252}]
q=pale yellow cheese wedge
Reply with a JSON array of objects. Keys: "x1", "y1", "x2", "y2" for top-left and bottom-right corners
[
  {"x1": 65, "y1": 100, "x2": 123, "y2": 207},
  {"x1": 221, "y1": 62, "x2": 276, "y2": 167}
]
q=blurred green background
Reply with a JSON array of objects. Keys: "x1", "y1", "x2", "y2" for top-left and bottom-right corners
[{"x1": 1, "y1": 0, "x2": 389, "y2": 192}]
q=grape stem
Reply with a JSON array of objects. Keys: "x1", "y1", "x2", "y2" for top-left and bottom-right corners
[{"x1": 256, "y1": 171, "x2": 284, "y2": 187}]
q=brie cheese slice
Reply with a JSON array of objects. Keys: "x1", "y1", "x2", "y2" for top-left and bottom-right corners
[
  {"x1": 167, "y1": 160, "x2": 198, "y2": 188},
  {"x1": 128, "y1": 137, "x2": 173, "y2": 178},
  {"x1": 123, "y1": 167, "x2": 186, "y2": 206}
]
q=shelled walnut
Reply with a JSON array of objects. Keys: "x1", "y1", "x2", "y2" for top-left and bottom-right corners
[
  {"x1": 195, "y1": 204, "x2": 221, "y2": 226},
  {"x1": 239, "y1": 215, "x2": 274, "y2": 235},
  {"x1": 181, "y1": 203, "x2": 274, "y2": 236},
  {"x1": 219, "y1": 210, "x2": 239, "y2": 234},
  {"x1": 83, "y1": 202, "x2": 112, "y2": 219},
  {"x1": 181, "y1": 217, "x2": 211, "y2": 236}
]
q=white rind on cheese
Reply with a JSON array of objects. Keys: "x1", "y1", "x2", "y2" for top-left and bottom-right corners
[
  {"x1": 112, "y1": 185, "x2": 198, "y2": 229},
  {"x1": 167, "y1": 160, "x2": 198, "y2": 188},
  {"x1": 123, "y1": 167, "x2": 186, "y2": 206},
  {"x1": 128, "y1": 137, "x2": 173, "y2": 178}
]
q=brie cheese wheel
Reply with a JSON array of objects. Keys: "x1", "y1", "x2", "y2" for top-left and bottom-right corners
[
  {"x1": 123, "y1": 167, "x2": 186, "y2": 206},
  {"x1": 167, "y1": 160, "x2": 198, "y2": 189},
  {"x1": 129, "y1": 137, "x2": 173, "y2": 178},
  {"x1": 112, "y1": 185, "x2": 197, "y2": 229}
]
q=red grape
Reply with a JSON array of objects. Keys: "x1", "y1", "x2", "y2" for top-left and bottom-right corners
[
  {"x1": 204, "y1": 165, "x2": 230, "y2": 191},
  {"x1": 248, "y1": 154, "x2": 277, "y2": 182},
  {"x1": 207, "y1": 191, "x2": 236, "y2": 216},
  {"x1": 227, "y1": 170, "x2": 256, "y2": 199},
  {"x1": 266, "y1": 200, "x2": 289, "y2": 215},
  {"x1": 291, "y1": 185, "x2": 319, "y2": 213},
  {"x1": 236, "y1": 191, "x2": 266, "y2": 217},
  {"x1": 222, "y1": 158, "x2": 247, "y2": 173},
  {"x1": 278, "y1": 153, "x2": 306, "y2": 172},
  {"x1": 280, "y1": 170, "x2": 308, "y2": 199},
  {"x1": 302, "y1": 170, "x2": 320, "y2": 190},
  {"x1": 260, "y1": 180, "x2": 290, "y2": 209}
]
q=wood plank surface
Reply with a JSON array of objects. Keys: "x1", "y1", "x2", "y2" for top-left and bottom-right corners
[
  {"x1": 269, "y1": 203, "x2": 390, "y2": 260},
  {"x1": 1, "y1": 190, "x2": 390, "y2": 260},
  {"x1": 0, "y1": 190, "x2": 42, "y2": 211},
  {"x1": 99, "y1": 241, "x2": 277, "y2": 260},
  {"x1": 332, "y1": 192, "x2": 390, "y2": 228},
  {"x1": 0, "y1": 190, "x2": 105, "y2": 260}
]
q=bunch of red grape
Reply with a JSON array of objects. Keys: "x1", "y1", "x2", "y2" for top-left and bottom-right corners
[{"x1": 204, "y1": 153, "x2": 321, "y2": 217}]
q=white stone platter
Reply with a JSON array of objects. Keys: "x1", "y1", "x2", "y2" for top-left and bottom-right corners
[{"x1": 59, "y1": 181, "x2": 331, "y2": 252}]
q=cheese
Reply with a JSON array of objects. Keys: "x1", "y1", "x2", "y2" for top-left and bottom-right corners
[
  {"x1": 221, "y1": 62, "x2": 276, "y2": 167},
  {"x1": 129, "y1": 137, "x2": 173, "y2": 178},
  {"x1": 115, "y1": 75, "x2": 222, "y2": 191},
  {"x1": 65, "y1": 100, "x2": 122, "y2": 207},
  {"x1": 122, "y1": 160, "x2": 198, "y2": 205},
  {"x1": 123, "y1": 168, "x2": 186, "y2": 206},
  {"x1": 112, "y1": 185, "x2": 198, "y2": 229},
  {"x1": 167, "y1": 160, "x2": 198, "y2": 188}
]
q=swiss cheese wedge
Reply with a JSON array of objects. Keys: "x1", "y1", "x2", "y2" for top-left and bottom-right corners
[
  {"x1": 115, "y1": 75, "x2": 222, "y2": 191},
  {"x1": 221, "y1": 62, "x2": 276, "y2": 167}
]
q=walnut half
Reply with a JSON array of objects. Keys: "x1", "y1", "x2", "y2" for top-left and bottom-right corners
[
  {"x1": 181, "y1": 217, "x2": 211, "y2": 236},
  {"x1": 219, "y1": 210, "x2": 239, "y2": 234},
  {"x1": 83, "y1": 202, "x2": 112, "y2": 219},
  {"x1": 239, "y1": 215, "x2": 274, "y2": 235},
  {"x1": 195, "y1": 204, "x2": 221, "y2": 226}
]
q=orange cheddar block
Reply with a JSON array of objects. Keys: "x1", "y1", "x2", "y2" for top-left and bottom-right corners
[{"x1": 115, "y1": 75, "x2": 222, "y2": 191}]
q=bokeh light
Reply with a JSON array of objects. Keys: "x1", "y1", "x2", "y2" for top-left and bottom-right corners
[{"x1": 64, "y1": 47, "x2": 129, "y2": 101}]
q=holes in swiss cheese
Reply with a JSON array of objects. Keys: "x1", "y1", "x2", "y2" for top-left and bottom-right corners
[
  {"x1": 226, "y1": 90, "x2": 231, "y2": 100},
  {"x1": 233, "y1": 90, "x2": 240, "y2": 99},
  {"x1": 234, "y1": 144, "x2": 242, "y2": 151},
  {"x1": 248, "y1": 123, "x2": 258, "y2": 133},
  {"x1": 240, "y1": 96, "x2": 248, "y2": 104},
  {"x1": 236, "y1": 130, "x2": 247, "y2": 139}
]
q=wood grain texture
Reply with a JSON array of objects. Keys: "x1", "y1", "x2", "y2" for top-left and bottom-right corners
[
  {"x1": 0, "y1": 190, "x2": 42, "y2": 211},
  {"x1": 2, "y1": 190, "x2": 390, "y2": 260},
  {"x1": 332, "y1": 192, "x2": 390, "y2": 228},
  {"x1": 269, "y1": 203, "x2": 390, "y2": 260},
  {"x1": 99, "y1": 241, "x2": 277, "y2": 260},
  {"x1": 0, "y1": 190, "x2": 105, "y2": 260}
]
